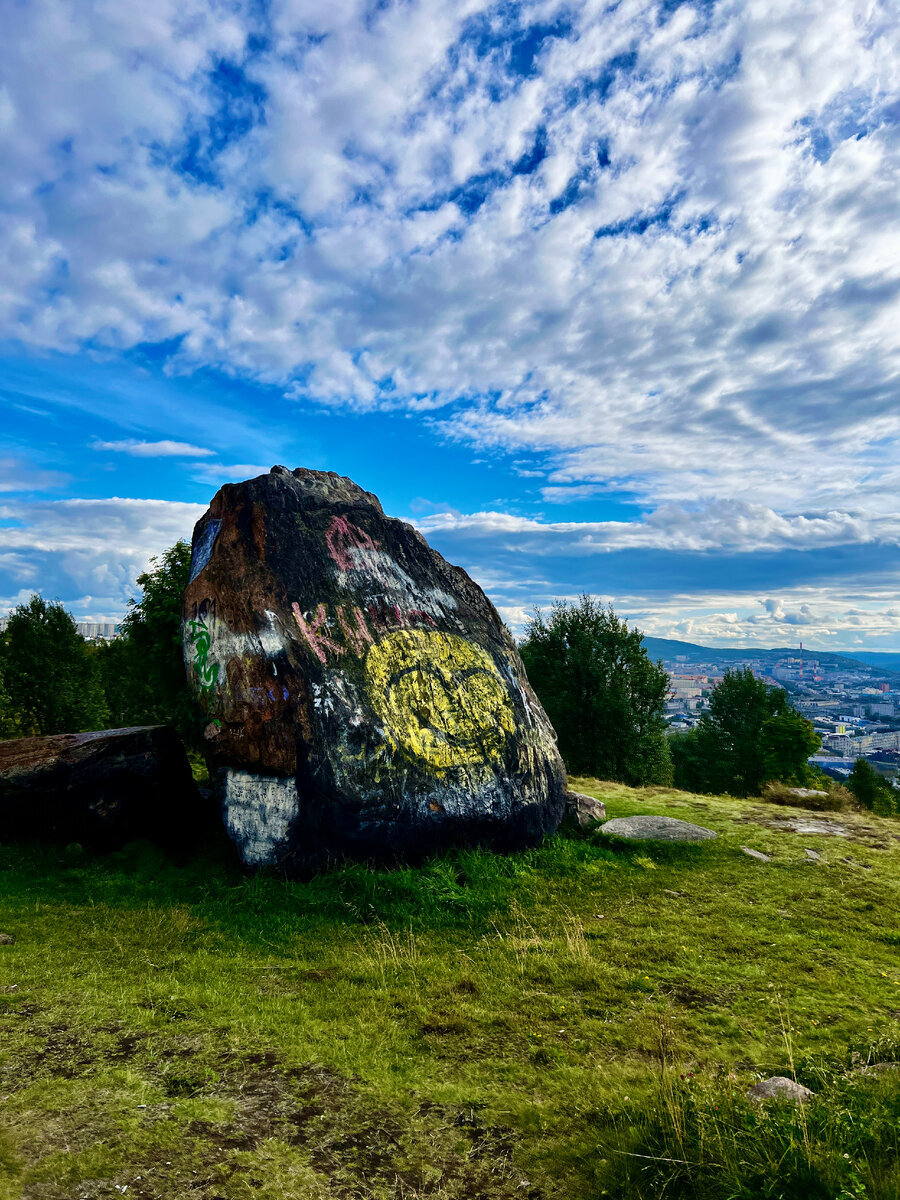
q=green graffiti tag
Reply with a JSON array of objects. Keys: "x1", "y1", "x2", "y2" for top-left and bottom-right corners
[{"x1": 188, "y1": 606, "x2": 219, "y2": 704}]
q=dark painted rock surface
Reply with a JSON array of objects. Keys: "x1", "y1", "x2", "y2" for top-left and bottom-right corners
[
  {"x1": 183, "y1": 466, "x2": 566, "y2": 870},
  {"x1": 0, "y1": 726, "x2": 206, "y2": 850}
]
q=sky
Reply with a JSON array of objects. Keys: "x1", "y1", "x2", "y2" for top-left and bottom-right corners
[{"x1": 1, "y1": 0, "x2": 899, "y2": 649}]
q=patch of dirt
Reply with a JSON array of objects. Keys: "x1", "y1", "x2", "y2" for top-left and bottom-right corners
[
  {"x1": 3, "y1": 1020, "x2": 537, "y2": 1200},
  {"x1": 295, "y1": 967, "x2": 339, "y2": 982},
  {"x1": 664, "y1": 984, "x2": 729, "y2": 1009},
  {"x1": 421, "y1": 1019, "x2": 468, "y2": 1037},
  {"x1": 739, "y1": 809, "x2": 900, "y2": 846}
]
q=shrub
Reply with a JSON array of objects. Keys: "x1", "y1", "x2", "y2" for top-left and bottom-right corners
[{"x1": 761, "y1": 782, "x2": 846, "y2": 812}]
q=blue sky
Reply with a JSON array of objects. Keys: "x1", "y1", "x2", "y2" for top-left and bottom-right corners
[{"x1": 1, "y1": 0, "x2": 899, "y2": 648}]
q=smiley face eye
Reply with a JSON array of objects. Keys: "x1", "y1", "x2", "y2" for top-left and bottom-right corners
[{"x1": 365, "y1": 630, "x2": 516, "y2": 770}]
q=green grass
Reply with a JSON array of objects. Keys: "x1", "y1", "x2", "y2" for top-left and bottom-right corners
[{"x1": 1, "y1": 779, "x2": 899, "y2": 1198}]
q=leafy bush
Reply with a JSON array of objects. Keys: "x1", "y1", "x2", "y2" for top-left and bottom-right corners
[
  {"x1": 0, "y1": 595, "x2": 108, "y2": 737},
  {"x1": 671, "y1": 670, "x2": 820, "y2": 797},
  {"x1": 846, "y1": 759, "x2": 899, "y2": 817},
  {"x1": 519, "y1": 596, "x2": 672, "y2": 786}
]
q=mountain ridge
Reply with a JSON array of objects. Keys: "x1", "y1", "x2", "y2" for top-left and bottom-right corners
[{"x1": 638, "y1": 635, "x2": 900, "y2": 676}]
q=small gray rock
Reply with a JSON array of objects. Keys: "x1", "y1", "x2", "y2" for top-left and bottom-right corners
[
  {"x1": 741, "y1": 846, "x2": 771, "y2": 862},
  {"x1": 565, "y1": 791, "x2": 607, "y2": 828},
  {"x1": 856, "y1": 1061, "x2": 899, "y2": 1075},
  {"x1": 804, "y1": 848, "x2": 821, "y2": 861},
  {"x1": 0, "y1": 933, "x2": 14, "y2": 946},
  {"x1": 599, "y1": 815, "x2": 716, "y2": 842},
  {"x1": 771, "y1": 818, "x2": 847, "y2": 837},
  {"x1": 747, "y1": 1076, "x2": 814, "y2": 1103},
  {"x1": 782, "y1": 787, "x2": 828, "y2": 802}
]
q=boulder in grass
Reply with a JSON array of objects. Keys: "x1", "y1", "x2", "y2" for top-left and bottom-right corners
[
  {"x1": 747, "y1": 1076, "x2": 815, "y2": 1104},
  {"x1": 565, "y1": 791, "x2": 607, "y2": 828},
  {"x1": 183, "y1": 466, "x2": 567, "y2": 871},
  {"x1": 599, "y1": 815, "x2": 716, "y2": 842},
  {"x1": 0, "y1": 726, "x2": 208, "y2": 850}
]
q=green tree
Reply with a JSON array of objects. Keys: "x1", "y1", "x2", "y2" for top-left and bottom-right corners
[
  {"x1": 1, "y1": 594, "x2": 108, "y2": 736},
  {"x1": 671, "y1": 668, "x2": 820, "y2": 796},
  {"x1": 0, "y1": 649, "x2": 18, "y2": 738},
  {"x1": 762, "y1": 708, "x2": 822, "y2": 785},
  {"x1": 846, "y1": 758, "x2": 898, "y2": 816},
  {"x1": 519, "y1": 596, "x2": 672, "y2": 785},
  {"x1": 99, "y1": 541, "x2": 200, "y2": 743}
]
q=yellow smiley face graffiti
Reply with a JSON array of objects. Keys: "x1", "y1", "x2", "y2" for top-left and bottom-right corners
[{"x1": 365, "y1": 629, "x2": 516, "y2": 771}]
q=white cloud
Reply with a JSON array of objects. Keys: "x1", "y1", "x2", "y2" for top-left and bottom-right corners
[
  {"x1": 0, "y1": 497, "x2": 205, "y2": 620},
  {"x1": 413, "y1": 500, "x2": 895, "y2": 555},
  {"x1": 91, "y1": 439, "x2": 215, "y2": 457},
  {"x1": 0, "y1": 0, "x2": 895, "y2": 519},
  {"x1": 190, "y1": 462, "x2": 273, "y2": 486},
  {"x1": 0, "y1": 454, "x2": 68, "y2": 493}
]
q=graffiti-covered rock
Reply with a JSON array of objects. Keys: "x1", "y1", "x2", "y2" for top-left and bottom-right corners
[{"x1": 183, "y1": 466, "x2": 566, "y2": 870}]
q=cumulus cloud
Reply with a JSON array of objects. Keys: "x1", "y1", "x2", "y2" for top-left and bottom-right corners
[
  {"x1": 0, "y1": 0, "x2": 896, "y2": 521},
  {"x1": 2, "y1": 0, "x2": 899, "y2": 641},
  {"x1": 91, "y1": 439, "x2": 215, "y2": 457},
  {"x1": 0, "y1": 497, "x2": 205, "y2": 619}
]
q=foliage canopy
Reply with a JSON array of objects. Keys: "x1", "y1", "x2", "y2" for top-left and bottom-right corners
[
  {"x1": 97, "y1": 541, "x2": 200, "y2": 743},
  {"x1": 671, "y1": 667, "x2": 820, "y2": 796},
  {"x1": 846, "y1": 757, "x2": 898, "y2": 816},
  {"x1": 519, "y1": 596, "x2": 672, "y2": 785},
  {"x1": 0, "y1": 594, "x2": 108, "y2": 737}
]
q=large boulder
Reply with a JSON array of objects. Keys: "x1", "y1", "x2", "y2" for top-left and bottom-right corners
[
  {"x1": 183, "y1": 466, "x2": 566, "y2": 870},
  {"x1": 0, "y1": 726, "x2": 207, "y2": 850}
]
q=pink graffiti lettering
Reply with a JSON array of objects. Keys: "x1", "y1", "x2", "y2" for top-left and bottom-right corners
[
  {"x1": 325, "y1": 515, "x2": 380, "y2": 571},
  {"x1": 291, "y1": 602, "x2": 345, "y2": 664},
  {"x1": 336, "y1": 605, "x2": 374, "y2": 655},
  {"x1": 406, "y1": 608, "x2": 437, "y2": 627},
  {"x1": 293, "y1": 598, "x2": 439, "y2": 663}
]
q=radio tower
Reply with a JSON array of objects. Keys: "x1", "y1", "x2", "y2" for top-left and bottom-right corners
[{"x1": 799, "y1": 641, "x2": 803, "y2": 679}]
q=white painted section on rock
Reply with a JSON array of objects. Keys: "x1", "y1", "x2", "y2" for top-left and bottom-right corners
[
  {"x1": 223, "y1": 770, "x2": 300, "y2": 866},
  {"x1": 341, "y1": 548, "x2": 458, "y2": 618}
]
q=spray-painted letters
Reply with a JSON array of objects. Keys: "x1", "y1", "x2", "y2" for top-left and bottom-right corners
[
  {"x1": 291, "y1": 599, "x2": 437, "y2": 664},
  {"x1": 187, "y1": 599, "x2": 220, "y2": 703}
]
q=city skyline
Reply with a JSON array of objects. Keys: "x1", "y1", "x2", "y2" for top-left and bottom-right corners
[{"x1": 2, "y1": 1, "x2": 899, "y2": 648}]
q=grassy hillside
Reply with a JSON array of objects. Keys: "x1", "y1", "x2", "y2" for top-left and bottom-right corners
[{"x1": 1, "y1": 782, "x2": 899, "y2": 1199}]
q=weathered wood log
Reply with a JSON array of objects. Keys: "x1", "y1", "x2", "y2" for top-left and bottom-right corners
[
  {"x1": 183, "y1": 466, "x2": 567, "y2": 871},
  {"x1": 0, "y1": 726, "x2": 209, "y2": 850}
]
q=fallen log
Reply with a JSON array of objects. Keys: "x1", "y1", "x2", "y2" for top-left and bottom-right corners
[{"x1": 0, "y1": 726, "x2": 211, "y2": 851}]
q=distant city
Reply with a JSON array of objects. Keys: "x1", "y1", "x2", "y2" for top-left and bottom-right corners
[
  {"x1": 646, "y1": 635, "x2": 900, "y2": 782},
  {"x1": 0, "y1": 618, "x2": 121, "y2": 640}
]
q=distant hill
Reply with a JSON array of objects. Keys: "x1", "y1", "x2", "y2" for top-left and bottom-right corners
[
  {"x1": 836, "y1": 650, "x2": 900, "y2": 671},
  {"x1": 638, "y1": 635, "x2": 900, "y2": 677}
]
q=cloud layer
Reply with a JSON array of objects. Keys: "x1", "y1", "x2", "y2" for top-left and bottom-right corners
[
  {"x1": 0, "y1": 497, "x2": 206, "y2": 620},
  {"x1": 2, "y1": 0, "x2": 897, "y2": 510},
  {"x1": 1, "y1": 0, "x2": 898, "y2": 643}
]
